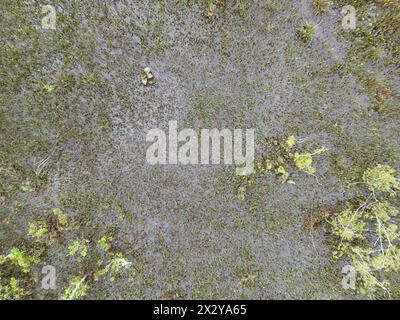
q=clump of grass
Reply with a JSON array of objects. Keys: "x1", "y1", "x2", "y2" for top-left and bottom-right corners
[
  {"x1": 363, "y1": 76, "x2": 395, "y2": 112},
  {"x1": 204, "y1": 1, "x2": 217, "y2": 18},
  {"x1": 313, "y1": 0, "x2": 330, "y2": 14},
  {"x1": 298, "y1": 22, "x2": 317, "y2": 43},
  {"x1": 362, "y1": 46, "x2": 385, "y2": 61}
]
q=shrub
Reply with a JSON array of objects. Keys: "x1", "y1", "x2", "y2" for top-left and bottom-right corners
[
  {"x1": 0, "y1": 276, "x2": 25, "y2": 300},
  {"x1": 5, "y1": 248, "x2": 39, "y2": 273},
  {"x1": 62, "y1": 276, "x2": 88, "y2": 300},
  {"x1": 329, "y1": 165, "x2": 399, "y2": 296},
  {"x1": 363, "y1": 164, "x2": 399, "y2": 193}
]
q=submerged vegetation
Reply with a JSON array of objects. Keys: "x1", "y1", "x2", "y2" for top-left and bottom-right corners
[
  {"x1": 334, "y1": 0, "x2": 399, "y2": 113},
  {"x1": 1, "y1": 0, "x2": 399, "y2": 300},
  {"x1": 336, "y1": 0, "x2": 400, "y2": 66}
]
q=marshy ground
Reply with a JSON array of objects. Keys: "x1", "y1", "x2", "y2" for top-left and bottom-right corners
[{"x1": 0, "y1": 0, "x2": 399, "y2": 299}]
